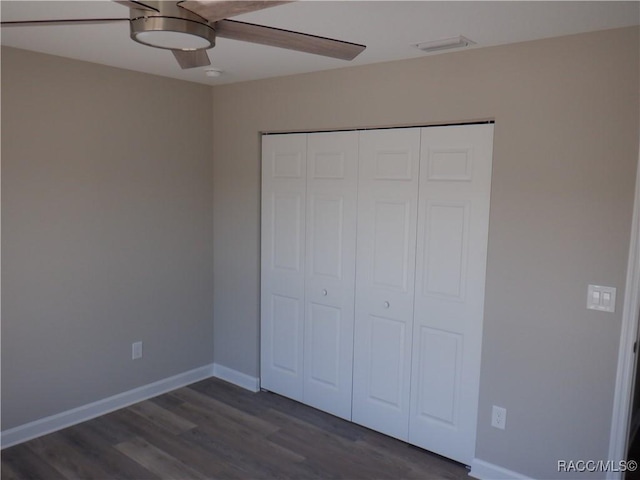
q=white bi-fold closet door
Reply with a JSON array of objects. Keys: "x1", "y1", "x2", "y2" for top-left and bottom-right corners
[
  {"x1": 409, "y1": 125, "x2": 493, "y2": 462},
  {"x1": 352, "y1": 124, "x2": 493, "y2": 464},
  {"x1": 351, "y1": 128, "x2": 421, "y2": 439},
  {"x1": 261, "y1": 124, "x2": 493, "y2": 465},
  {"x1": 261, "y1": 131, "x2": 358, "y2": 420}
]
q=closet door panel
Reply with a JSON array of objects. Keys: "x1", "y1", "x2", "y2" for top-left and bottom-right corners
[
  {"x1": 261, "y1": 134, "x2": 307, "y2": 401},
  {"x1": 352, "y1": 128, "x2": 420, "y2": 440},
  {"x1": 409, "y1": 124, "x2": 494, "y2": 464},
  {"x1": 303, "y1": 131, "x2": 358, "y2": 420}
]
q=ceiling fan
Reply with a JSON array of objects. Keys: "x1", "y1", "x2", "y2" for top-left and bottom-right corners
[{"x1": 1, "y1": 0, "x2": 367, "y2": 69}]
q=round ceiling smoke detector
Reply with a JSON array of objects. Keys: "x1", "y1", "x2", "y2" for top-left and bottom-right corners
[
  {"x1": 205, "y1": 69, "x2": 223, "y2": 78},
  {"x1": 130, "y1": 17, "x2": 215, "y2": 51}
]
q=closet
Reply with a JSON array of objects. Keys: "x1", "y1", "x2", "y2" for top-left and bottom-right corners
[
  {"x1": 260, "y1": 131, "x2": 358, "y2": 420},
  {"x1": 260, "y1": 124, "x2": 494, "y2": 465}
]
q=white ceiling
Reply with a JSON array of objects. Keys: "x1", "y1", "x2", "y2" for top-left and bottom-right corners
[{"x1": 1, "y1": 1, "x2": 638, "y2": 85}]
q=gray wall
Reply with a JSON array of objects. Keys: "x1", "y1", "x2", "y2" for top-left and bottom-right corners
[
  {"x1": 1, "y1": 47, "x2": 214, "y2": 430},
  {"x1": 211, "y1": 27, "x2": 639, "y2": 478},
  {"x1": 2, "y1": 25, "x2": 639, "y2": 480}
]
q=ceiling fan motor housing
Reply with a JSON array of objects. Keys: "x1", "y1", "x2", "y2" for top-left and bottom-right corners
[{"x1": 129, "y1": 2, "x2": 215, "y2": 51}]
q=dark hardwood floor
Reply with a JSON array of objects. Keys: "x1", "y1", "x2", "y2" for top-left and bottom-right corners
[{"x1": 1, "y1": 377, "x2": 468, "y2": 479}]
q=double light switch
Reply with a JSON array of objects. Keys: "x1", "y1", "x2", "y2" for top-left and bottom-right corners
[{"x1": 587, "y1": 284, "x2": 616, "y2": 313}]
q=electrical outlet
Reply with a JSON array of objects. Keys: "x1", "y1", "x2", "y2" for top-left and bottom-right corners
[
  {"x1": 491, "y1": 405, "x2": 506, "y2": 430},
  {"x1": 132, "y1": 341, "x2": 143, "y2": 360}
]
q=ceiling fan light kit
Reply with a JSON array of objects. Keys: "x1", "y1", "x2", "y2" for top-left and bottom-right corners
[
  {"x1": 130, "y1": 16, "x2": 216, "y2": 51},
  {"x1": 129, "y1": 2, "x2": 216, "y2": 51}
]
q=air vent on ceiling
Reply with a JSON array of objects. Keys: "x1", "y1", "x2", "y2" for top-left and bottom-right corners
[{"x1": 415, "y1": 35, "x2": 475, "y2": 54}]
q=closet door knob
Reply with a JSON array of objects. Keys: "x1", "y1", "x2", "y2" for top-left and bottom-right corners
[
  {"x1": 322, "y1": 289, "x2": 328, "y2": 296},
  {"x1": 383, "y1": 301, "x2": 390, "y2": 308}
]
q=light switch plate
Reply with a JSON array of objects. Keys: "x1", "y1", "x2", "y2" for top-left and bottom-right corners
[{"x1": 587, "y1": 285, "x2": 616, "y2": 312}]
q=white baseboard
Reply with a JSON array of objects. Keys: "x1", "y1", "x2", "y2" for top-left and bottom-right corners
[
  {"x1": 469, "y1": 459, "x2": 534, "y2": 480},
  {"x1": 212, "y1": 363, "x2": 260, "y2": 392},
  {"x1": 1, "y1": 363, "x2": 215, "y2": 449}
]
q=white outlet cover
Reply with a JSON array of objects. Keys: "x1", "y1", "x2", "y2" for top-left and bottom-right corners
[
  {"x1": 491, "y1": 405, "x2": 506, "y2": 430},
  {"x1": 132, "y1": 341, "x2": 143, "y2": 360}
]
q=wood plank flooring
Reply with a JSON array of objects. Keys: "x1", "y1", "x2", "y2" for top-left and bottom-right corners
[{"x1": 1, "y1": 377, "x2": 468, "y2": 479}]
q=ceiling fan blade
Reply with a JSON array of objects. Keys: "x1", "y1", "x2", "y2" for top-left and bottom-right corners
[
  {"x1": 215, "y1": 20, "x2": 366, "y2": 61},
  {"x1": 172, "y1": 49, "x2": 211, "y2": 69},
  {"x1": 179, "y1": 1, "x2": 291, "y2": 23},
  {"x1": 112, "y1": 1, "x2": 159, "y2": 12},
  {"x1": 0, "y1": 18, "x2": 130, "y2": 27}
]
